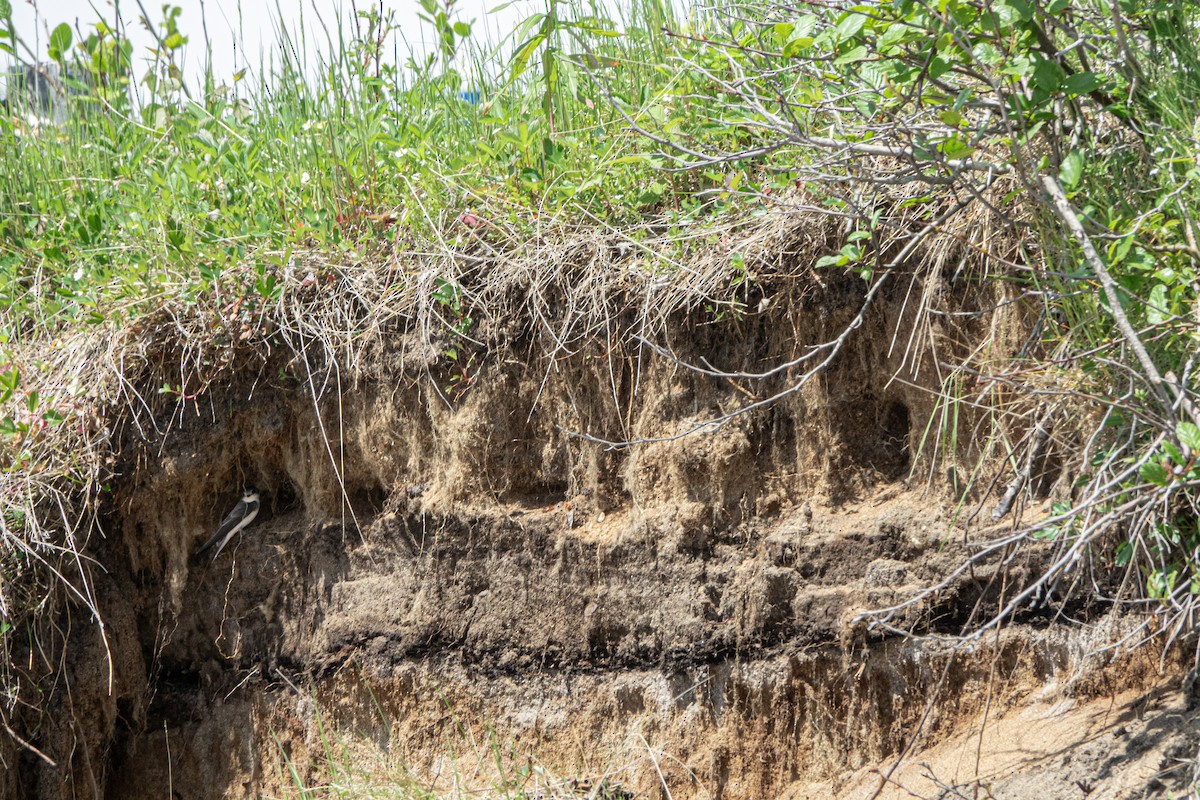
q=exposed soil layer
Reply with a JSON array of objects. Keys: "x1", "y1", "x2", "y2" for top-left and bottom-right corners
[{"x1": 5, "y1": 240, "x2": 1195, "y2": 799}]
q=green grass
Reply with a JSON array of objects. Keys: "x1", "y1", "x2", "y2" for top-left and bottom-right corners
[{"x1": 0, "y1": 0, "x2": 761, "y2": 341}]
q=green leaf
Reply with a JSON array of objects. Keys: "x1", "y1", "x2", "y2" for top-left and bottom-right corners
[
  {"x1": 928, "y1": 55, "x2": 952, "y2": 80},
  {"x1": 1000, "y1": 53, "x2": 1033, "y2": 79},
  {"x1": 834, "y1": 44, "x2": 868, "y2": 65},
  {"x1": 1059, "y1": 150, "x2": 1084, "y2": 190},
  {"x1": 793, "y1": 14, "x2": 818, "y2": 38},
  {"x1": 989, "y1": 0, "x2": 1032, "y2": 26},
  {"x1": 453, "y1": 21, "x2": 471, "y2": 37},
  {"x1": 510, "y1": 33, "x2": 546, "y2": 82},
  {"x1": 1146, "y1": 283, "x2": 1170, "y2": 325},
  {"x1": 1178, "y1": 422, "x2": 1200, "y2": 452},
  {"x1": 941, "y1": 136, "x2": 975, "y2": 159},
  {"x1": 835, "y1": 11, "x2": 867, "y2": 40},
  {"x1": 0, "y1": 0, "x2": 11, "y2": 20},
  {"x1": 1108, "y1": 232, "x2": 1135, "y2": 264},
  {"x1": 1031, "y1": 57, "x2": 1061, "y2": 91},
  {"x1": 48, "y1": 22, "x2": 72, "y2": 62},
  {"x1": 1148, "y1": 567, "x2": 1179, "y2": 599},
  {"x1": 1031, "y1": 524, "x2": 1060, "y2": 542},
  {"x1": 511, "y1": 13, "x2": 546, "y2": 42},
  {"x1": 637, "y1": 181, "x2": 667, "y2": 204},
  {"x1": 1141, "y1": 461, "x2": 1171, "y2": 486},
  {"x1": 1115, "y1": 541, "x2": 1133, "y2": 567},
  {"x1": 1062, "y1": 71, "x2": 1101, "y2": 96},
  {"x1": 878, "y1": 22, "x2": 919, "y2": 52},
  {"x1": 0, "y1": 368, "x2": 18, "y2": 403},
  {"x1": 973, "y1": 42, "x2": 1005, "y2": 67},
  {"x1": 255, "y1": 274, "x2": 278, "y2": 300},
  {"x1": 783, "y1": 37, "x2": 815, "y2": 57}
]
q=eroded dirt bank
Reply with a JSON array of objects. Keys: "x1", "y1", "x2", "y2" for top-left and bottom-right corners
[{"x1": 6, "y1": 223, "x2": 1196, "y2": 799}]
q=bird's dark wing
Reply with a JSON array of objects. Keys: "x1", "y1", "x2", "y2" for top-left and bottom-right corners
[{"x1": 196, "y1": 498, "x2": 252, "y2": 554}]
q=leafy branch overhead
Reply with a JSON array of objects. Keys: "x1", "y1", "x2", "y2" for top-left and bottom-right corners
[{"x1": 609, "y1": 0, "x2": 1200, "y2": 640}]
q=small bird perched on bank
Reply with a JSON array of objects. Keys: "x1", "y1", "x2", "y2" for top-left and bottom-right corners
[{"x1": 196, "y1": 489, "x2": 260, "y2": 561}]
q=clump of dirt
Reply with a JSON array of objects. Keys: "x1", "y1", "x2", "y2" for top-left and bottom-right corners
[{"x1": 4, "y1": 214, "x2": 1193, "y2": 800}]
